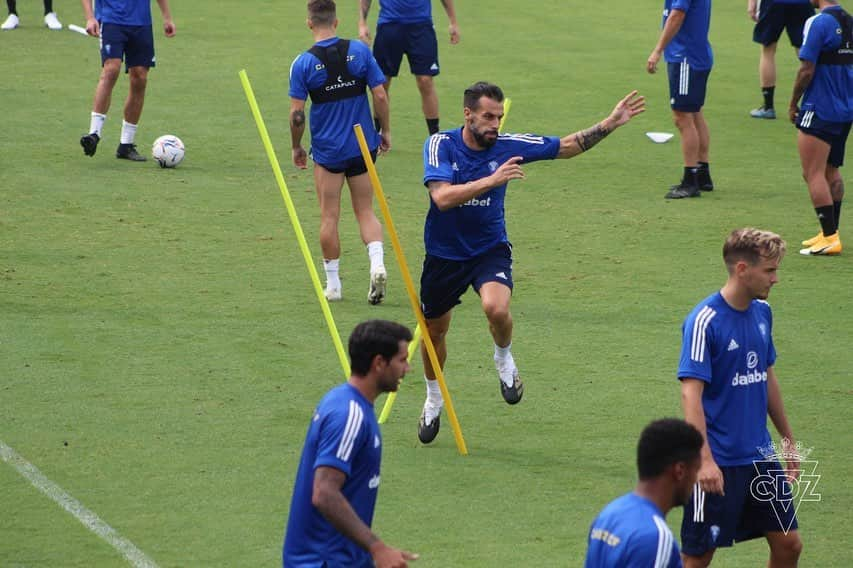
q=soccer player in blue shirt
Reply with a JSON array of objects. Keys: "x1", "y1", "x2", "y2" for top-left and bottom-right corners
[
  {"x1": 677, "y1": 228, "x2": 802, "y2": 567},
  {"x1": 291, "y1": 0, "x2": 391, "y2": 305},
  {"x1": 647, "y1": 0, "x2": 714, "y2": 199},
  {"x1": 416, "y1": 82, "x2": 645, "y2": 443},
  {"x1": 283, "y1": 320, "x2": 418, "y2": 568},
  {"x1": 585, "y1": 418, "x2": 703, "y2": 568},
  {"x1": 747, "y1": 0, "x2": 814, "y2": 119},
  {"x1": 789, "y1": 0, "x2": 853, "y2": 256},
  {"x1": 79, "y1": 0, "x2": 176, "y2": 161},
  {"x1": 357, "y1": 0, "x2": 459, "y2": 136}
]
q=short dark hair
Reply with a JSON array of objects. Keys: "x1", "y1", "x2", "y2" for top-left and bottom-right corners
[
  {"x1": 463, "y1": 81, "x2": 504, "y2": 111},
  {"x1": 723, "y1": 227, "x2": 786, "y2": 272},
  {"x1": 348, "y1": 320, "x2": 413, "y2": 375},
  {"x1": 636, "y1": 418, "x2": 703, "y2": 480},
  {"x1": 308, "y1": 0, "x2": 336, "y2": 26}
]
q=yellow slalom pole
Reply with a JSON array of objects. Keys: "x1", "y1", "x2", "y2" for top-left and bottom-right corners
[
  {"x1": 354, "y1": 124, "x2": 468, "y2": 455},
  {"x1": 499, "y1": 97, "x2": 512, "y2": 132},
  {"x1": 239, "y1": 69, "x2": 350, "y2": 378},
  {"x1": 378, "y1": 323, "x2": 421, "y2": 424}
]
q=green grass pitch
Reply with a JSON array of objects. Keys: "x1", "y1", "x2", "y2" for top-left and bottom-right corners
[{"x1": 1, "y1": 0, "x2": 851, "y2": 566}]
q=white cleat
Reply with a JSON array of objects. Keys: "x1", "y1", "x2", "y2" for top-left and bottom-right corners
[
  {"x1": 1, "y1": 13, "x2": 19, "y2": 30},
  {"x1": 324, "y1": 287, "x2": 342, "y2": 302},
  {"x1": 44, "y1": 12, "x2": 62, "y2": 30},
  {"x1": 367, "y1": 266, "x2": 387, "y2": 305}
]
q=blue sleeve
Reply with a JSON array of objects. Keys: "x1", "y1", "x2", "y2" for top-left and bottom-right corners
[
  {"x1": 313, "y1": 400, "x2": 366, "y2": 477},
  {"x1": 677, "y1": 310, "x2": 715, "y2": 382},
  {"x1": 502, "y1": 134, "x2": 560, "y2": 163},
  {"x1": 423, "y1": 134, "x2": 455, "y2": 185},
  {"x1": 288, "y1": 53, "x2": 310, "y2": 101},
  {"x1": 799, "y1": 14, "x2": 830, "y2": 63},
  {"x1": 621, "y1": 532, "x2": 682, "y2": 568},
  {"x1": 764, "y1": 303, "x2": 777, "y2": 367},
  {"x1": 671, "y1": 0, "x2": 692, "y2": 11}
]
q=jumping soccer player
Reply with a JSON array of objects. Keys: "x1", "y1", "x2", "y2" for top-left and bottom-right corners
[
  {"x1": 283, "y1": 320, "x2": 417, "y2": 568},
  {"x1": 584, "y1": 418, "x2": 703, "y2": 567},
  {"x1": 416, "y1": 81, "x2": 644, "y2": 444},
  {"x1": 290, "y1": 0, "x2": 391, "y2": 304},
  {"x1": 678, "y1": 228, "x2": 802, "y2": 567},
  {"x1": 79, "y1": 0, "x2": 176, "y2": 161},
  {"x1": 358, "y1": 0, "x2": 459, "y2": 136}
]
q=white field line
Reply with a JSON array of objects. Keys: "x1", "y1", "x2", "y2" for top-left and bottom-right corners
[{"x1": 0, "y1": 439, "x2": 159, "y2": 568}]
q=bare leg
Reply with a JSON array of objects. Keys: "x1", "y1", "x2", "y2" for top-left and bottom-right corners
[
  {"x1": 694, "y1": 111, "x2": 710, "y2": 164},
  {"x1": 313, "y1": 165, "x2": 347, "y2": 260},
  {"x1": 479, "y1": 281, "x2": 512, "y2": 348},
  {"x1": 760, "y1": 42, "x2": 778, "y2": 91},
  {"x1": 415, "y1": 74, "x2": 439, "y2": 120},
  {"x1": 124, "y1": 66, "x2": 148, "y2": 124},
  {"x1": 766, "y1": 530, "x2": 802, "y2": 568},
  {"x1": 673, "y1": 110, "x2": 699, "y2": 167},
  {"x1": 345, "y1": 172, "x2": 383, "y2": 245},
  {"x1": 682, "y1": 549, "x2": 715, "y2": 568},
  {"x1": 92, "y1": 59, "x2": 122, "y2": 115},
  {"x1": 422, "y1": 311, "x2": 452, "y2": 381}
]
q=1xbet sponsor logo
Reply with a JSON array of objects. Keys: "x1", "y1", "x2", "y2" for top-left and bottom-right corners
[{"x1": 459, "y1": 196, "x2": 491, "y2": 207}]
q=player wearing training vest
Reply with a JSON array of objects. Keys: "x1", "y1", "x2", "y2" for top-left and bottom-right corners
[
  {"x1": 647, "y1": 0, "x2": 715, "y2": 199},
  {"x1": 585, "y1": 419, "x2": 702, "y2": 568},
  {"x1": 283, "y1": 320, "x2": 416, "y2": 568},
  {"x1": 290, "y1": 0, "x2": 391, "y2": 305},
  {"x1": 790, "y1": 0, "x2": 853, "y2": 256},
  {"x1": 415, "y1": 81, "x2": 645, "y2": 444},
  {"x1": 79, "y1": 0, "x2": 176, "y2": 162},
  {"x1": 358, "y1": 0, "x2": 460, "y2": 136},
  {"x1": 678, "y1": 229, "x2": 802, "y2": 567}
]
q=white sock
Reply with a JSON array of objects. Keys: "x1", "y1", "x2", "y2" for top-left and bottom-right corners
[
  {"x1": 425, "y1": 376, "x2": 443, "y2": 406},
  {"x1": 120, "y1": 120, "x2": 138, "y2": 145},
  {"x1": 324, "y1": 258, "x2": 341, "y2": 290},
  {"x1": 494, "y1": 342, "x2": 512, "y2": 362},
  {"x1": 367, "y1": 241, "x2": 384, "y2": 272},
  {"x1": 89, "y1": 112, "x2": 106, "y2": 137}
]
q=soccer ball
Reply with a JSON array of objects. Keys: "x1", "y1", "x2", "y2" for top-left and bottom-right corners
[{"x1": 151, "y1": 135, "x2": 185, "y2": 168}]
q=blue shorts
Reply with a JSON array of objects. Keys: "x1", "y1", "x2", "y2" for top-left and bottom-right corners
[
  {"x1": 419, "y1": 243, "x2": 513, "y2": 319},
  {"x1": 373, "y1": 22, "x2": 439, "y2": 77},
  {"x1": 753, "y1": 3, "x2": 813, "y2": 47},
  {"x1": 100, "y1": 23, "x2": 155, "y2": 71},
  {"x1": 796, "y1": 111, "x2": 852, "y2": 167},
  {"x1": 668, "y1": 62, "x2": 710, "y2": 112},
  {"x1": 681, "y1": 461, "x2": 799, "y2": 556},
  {"x1": 314, "y1": 150, "x2": 377, "y2": 177}
]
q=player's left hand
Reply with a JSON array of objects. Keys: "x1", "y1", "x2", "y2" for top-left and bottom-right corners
[
  {"x1": 646, "y1": 49, "x2": 662, "y2": 74},
  {"x1": 379, "y1": 132, "x2": 392, "y2": 155},
  {"x1": 607, "y1": 90, "x2": 646, "y2": 128},
  {"x1": 782, "y1": 438, "x2": 801, "y2": 482},
  {"x1": 163, "y1": 20, "x2": 176, "y2": 37},
  {"x1": 789, "y1": 104, "x2": 799, "y2": 124},
  {"x1": 449, "y1": 23, "x2": 460, "y2": 44}
]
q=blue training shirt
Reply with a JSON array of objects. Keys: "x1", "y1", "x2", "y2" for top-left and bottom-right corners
[
  {"x1": 95, "y1": 0, "x2": 152, "y2": 26},
  {"x1": 584, "y1": 493, "x2": 682, "y2": 568},
  {"x1": 377, "y1": 0, "x2": 432, "y2": 25},
  {"x1": 283, "y1": 384, "x2": 382, "y2": 568},
  {"x1": 677, "y1": 292, "x2": 776, "y2": 466},
  {"x1": 289, "y1": 38, "x2": 386, "y2": 165},
  {"x1": 799, "y1": 6, "x2": 853, "y2": 123},
  {"x1": 662, "y1": 0, "x2": 714, "y2": 70},
  {"x1": 422, "y1": 128, "x2": 560, "y2": 260}
]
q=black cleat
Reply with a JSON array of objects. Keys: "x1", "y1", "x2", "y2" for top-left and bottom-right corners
[
  {"x1": 500, "y1": 369, "x2": 524, "y2": 405},
  {"x1": 665, "y1": 182, "x2": 701, "y2": 199},
  {"x1": 700, "y1": 180, "x2": 714, "y2": 192},
  {"x1": 116, "y1": 143, "x2": 147, "y2": 161},
  {"x1": 80, "y1": 133, "x2": 100, "y2": 157},
  {"x1": 417, "y1": 402, "x2": 441, "y2": 444}
]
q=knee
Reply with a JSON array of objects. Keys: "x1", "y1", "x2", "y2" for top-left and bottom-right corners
[
  {"x1": 426, "y1": 321, "x2": 449, "y2": 343},
  {"x1": 483, "y1": 300, "x2": 510, "y2": 325},
  {"x1": 782, "y1": 535, "x2": 803, "y2": 560},
  {"x1": 100, "y1": 66, "x2": 120, "y2": 85},
  {"x1": 415, "y1": 75, "x2": 434, "y2": 94},
  {"x1": 672, "y1": 114, "x2": 691, "y2": 131},
  {"x1": 129, "y1": 75, "x2": 148, "y2": 93}
]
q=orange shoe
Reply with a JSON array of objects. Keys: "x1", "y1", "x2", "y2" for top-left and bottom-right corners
[
  {"x1": 799, "y1": 233, "x2": 842, "y2": 256},
  {"x1": 801, "y1": 231, "x2": 824, "y2": 247}
]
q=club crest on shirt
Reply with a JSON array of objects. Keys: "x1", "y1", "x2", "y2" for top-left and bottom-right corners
[
  {"x1": 488, "y1": 161, "x2": 499, "y2": 172},
  {"x1": 759, "y1": 323, "x2": 767, "y2": 338}
]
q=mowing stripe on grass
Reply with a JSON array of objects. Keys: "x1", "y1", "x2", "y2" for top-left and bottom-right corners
[{"x1": 0, "y1": 440, "x2": 159, "y2": 568}]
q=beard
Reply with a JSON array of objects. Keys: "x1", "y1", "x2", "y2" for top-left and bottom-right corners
[{"x1": 469, "y1": 124, "x2": 498, "y2": 148}]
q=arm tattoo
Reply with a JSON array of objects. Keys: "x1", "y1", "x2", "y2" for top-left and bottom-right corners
[
  {"x1": 360, "y1": 0, "x2": 372, "y2": 19},
  {"x1": 290, "y1": 109, "x2": 305, "y2": 129},
  {"x1": 574, "y1": 123, "x2": 610, "y2": 152}
]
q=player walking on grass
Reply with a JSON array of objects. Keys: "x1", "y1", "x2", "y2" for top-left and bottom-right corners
[
  {"x1": 1, "y1": 0, "x2": 62, "y2": 30},
  {"x1": 283, "y1": 320, "x2": 417, "y2": 568},
  {"x1": 647, "y1": 0, "x2": 715, "y2": 199},
  {"x1": 747, "y1": 0, "x2": 815, "y2": 120},
  {"x1": 79, "y1": 0, "x2": 175, "y2": 162},
  {"x1": 415, "y1": 81, "x2": 645, "y2": 444},
  {"x1": 677, "y1": 228, "x2": 802, "y2": 567},
  {"x1": 790, "y1": 0, "x2": 852, "y2": 256},
  {"x1": 358, "y1": 0, "x2": 460, "y2": 137},
  {"x1": 584, "y1": 418, "x2": 703, "y2": 567},
  {"x1": 290, "y1": 0, "x2": 391, "y2": 305}
]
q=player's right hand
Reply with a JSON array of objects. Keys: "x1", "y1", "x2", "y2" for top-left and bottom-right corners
[
  {"x1": 358, "y1": 23, "x2": 371, "y2": 45},
  {"x1": 379, "y1": 132, "x2": 391, "y2": 155},
  {"x1": 371, "y1": 542, "x2": 419, "y2": 568},
  {"x1": 292, "y1": 147, "x2": 308, "y2": 170},
  {"x1": 449, "y1": 23, "x2": 460, "y2": 44},
  {"x1": 747, "y1": 0, "x2": 758, "y2": 22},
  {"x1": 698, "y1": 458, "x2": 725, "y2": 496},
  {"x1": 86, "y1": 18, "x2": 100, "y2": 37},
  {"x1": 646, "y1": 49, "x2": 662, "y2": 74},
  {"x1": 490, "y1": 156, "x2": 525, "y2": 186}
]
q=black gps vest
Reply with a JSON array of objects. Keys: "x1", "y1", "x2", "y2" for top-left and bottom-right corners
[
  {"x1": 817, "y1": 9, "x2": 853, "y2": 66},
  {"x1": 307, "y1": 40, "x2": 367, "y2": 104}
]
